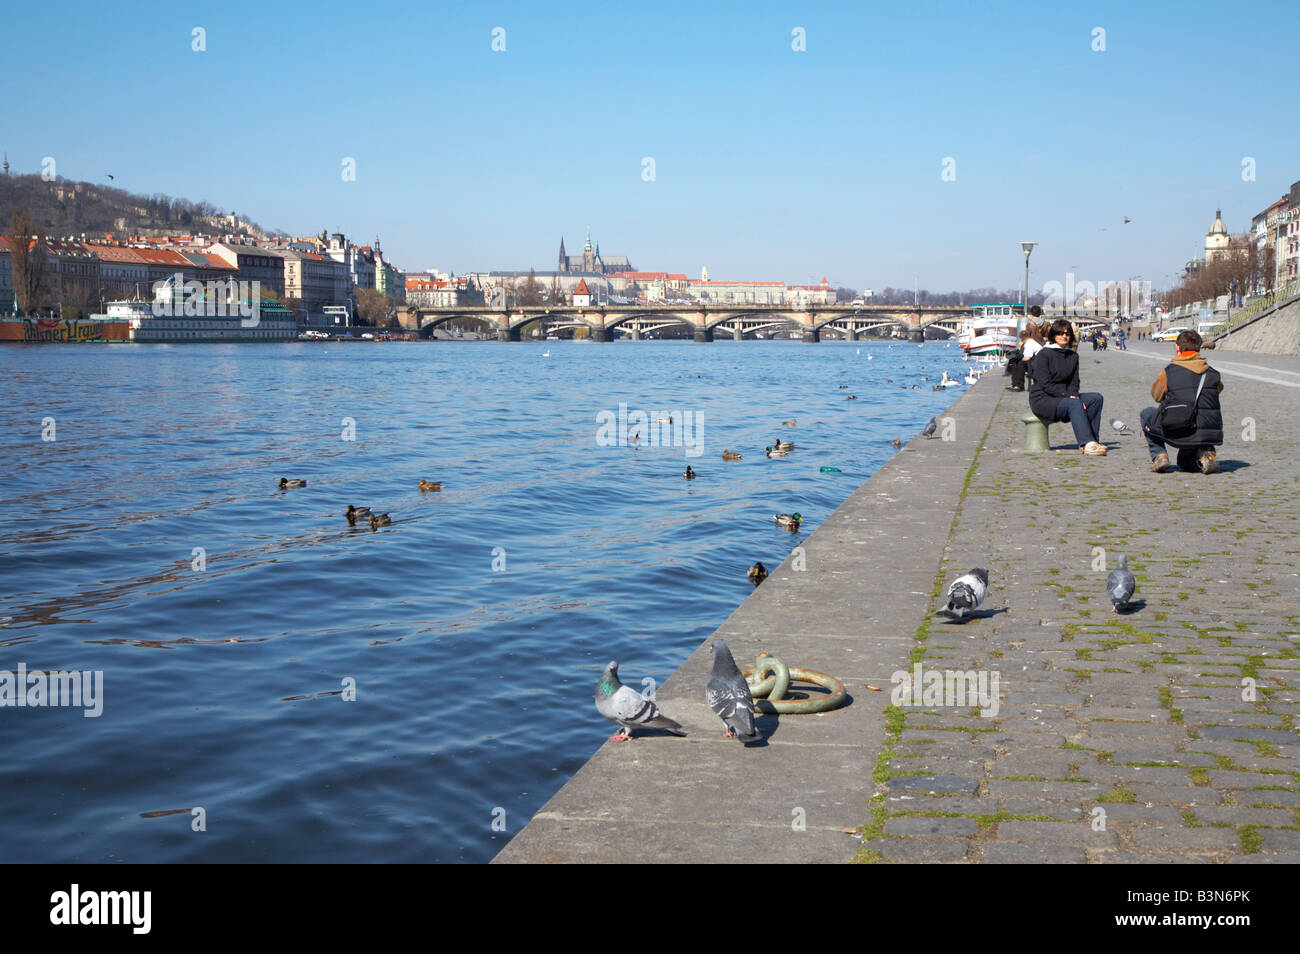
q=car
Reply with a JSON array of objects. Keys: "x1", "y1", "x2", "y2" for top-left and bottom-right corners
[{"x1": 1152, "y1": 326, "x2": 1190, "y2": 342}]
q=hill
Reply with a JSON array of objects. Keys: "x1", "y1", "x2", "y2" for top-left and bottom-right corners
[{"x1": 0, "y1": 172, "x2": 278, "y2": 241}]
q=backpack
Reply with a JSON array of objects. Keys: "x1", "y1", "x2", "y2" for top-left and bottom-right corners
[{"x1": 1156, "y1": 373, "x2": 1206, "y2": 437}]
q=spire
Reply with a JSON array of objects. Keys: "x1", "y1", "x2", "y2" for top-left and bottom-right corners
[{"x1": 584, "y1": 227, "x2": 592, "y2": 252}]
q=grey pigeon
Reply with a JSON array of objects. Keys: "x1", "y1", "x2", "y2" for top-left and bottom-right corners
[
  {"x1": 1107, "y1": 554, "x2": 1136, "y2": 613},
  {"x1": 706, "y1": 641, "x2": 760, "y2": 743},
  {"x1": 595, "y1": 662, "x2": 685, "y2": 741},
  {"x1": 1109, "y1": 418, "x2": 1134, "y2": 435},
  {"x1": 936, "y1": 568, "x2": 989, "y2": 621},
  {"x1": 920, "y1": 416, "x2": 938, "y2": 439}
]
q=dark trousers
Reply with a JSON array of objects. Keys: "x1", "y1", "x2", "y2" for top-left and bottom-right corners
[
  {"x1": 1140, "y1": 406, "x2": 1203, "y2": 469},
  {"x1": 1010, "y1": 359, "x2": 1025, "y2": 389},
  {"x1": 1053, "y1": 393, "x2": 1104, "y2": 446}
]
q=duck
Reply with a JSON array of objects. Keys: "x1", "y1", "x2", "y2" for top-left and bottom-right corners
[
  {"x1": 748, "y1": 562, "x2": 768, "y2": 586},
  {"x1": 722, "y1": 450, "x2": 742, "y2": 460},
  {"x1": 369, "y1": 513, "x2": 392, "y2": 529},
  {"x1": 838, "y1": 385, "x2": 849, "y2": 389},
  {"x1": 891, "y1": 438, "x2": 902, "y2": 447},
  {"x1": 418, "y1": 480, "x2": 443, "y2": 492},
  {"x1": 932, "y1": 385, "x2": 944, "y2": 392},
  {"x1": 279, "y1": 478, "x2": 307, "y2": 489},
  {"x1": 345, "y1": 505, "x2": 372, "y2": 524},
  {"x1": 683, "y1": 466, "x2": 696, "y2": 479},
  {"x1": 845, "y1": 394, "x2": 858, "y2": 400},
  {"x1": 774, "y1": 512, "x2": 802, "y2": 531},
  {"x1": 910, "y1": 385, "x2": 920, "y2": 390},
  {"x1": 655, "y1": 415, "x2": 673, "y2": 425},
  {"x1": 773, "y1": 438, "x2": 794, "y2": 452},
  {"x1": 765, "y1": 446, "x2": 789, "y2": 458},
  {"x1": 781, "y1": 419, "x2": 797, "y2": 426}
]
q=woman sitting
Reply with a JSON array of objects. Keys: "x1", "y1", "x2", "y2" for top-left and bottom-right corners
[{"x1": 1028, "y1": 319, "x2": 1108, "y2": 456}]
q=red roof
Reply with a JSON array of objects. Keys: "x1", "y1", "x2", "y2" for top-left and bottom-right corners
[{"x1": 574, "y1": 279, "x2": 591, "y2": 295}]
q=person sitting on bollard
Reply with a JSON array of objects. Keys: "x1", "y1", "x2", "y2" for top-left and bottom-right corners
[
  {"x1": 1028, "y1": 318, "x2": 1108, "y2": 456},
  {"x1": 1140, "y1": 329, "x2": 1223, "y2": 474}
]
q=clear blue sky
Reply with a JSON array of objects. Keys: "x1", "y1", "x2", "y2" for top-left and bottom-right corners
[{"x1": 4, "y1": 0, "x2": 1295, "y2": 293}]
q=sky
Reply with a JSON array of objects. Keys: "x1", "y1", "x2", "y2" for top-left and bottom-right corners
[{"x1": 3, "y1": 0, "x2": 1296, "y2": 294}]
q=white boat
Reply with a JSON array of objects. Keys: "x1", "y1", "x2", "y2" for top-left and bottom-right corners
[
  {"x1": 100, "y1": 298, "x2": 298, "y2": 342},
  {"x1": 957, "y1": 303, "x2": 1020, "y2": 357}
]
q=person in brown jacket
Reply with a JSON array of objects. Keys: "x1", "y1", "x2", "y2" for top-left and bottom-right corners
[{"x1": 1140, "y1": 330, "x2": 1224, "y2": 473}]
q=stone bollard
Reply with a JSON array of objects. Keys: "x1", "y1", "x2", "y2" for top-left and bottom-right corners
[{"x1": 1020, "y1": 410, "x2": 1052, "y2": 452}]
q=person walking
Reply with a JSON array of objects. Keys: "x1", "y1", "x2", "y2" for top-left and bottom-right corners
[
  {"x1": 1028, "y1": 318, "x2": 1108, "y2": 455},
  {"x1": 1140, "y1": 329, "x2": 1223, "y2": 473}
]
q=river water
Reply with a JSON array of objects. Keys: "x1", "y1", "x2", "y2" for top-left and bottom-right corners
[{"x1": 0, "y1": 339, "x2": 976, "y2": 862}]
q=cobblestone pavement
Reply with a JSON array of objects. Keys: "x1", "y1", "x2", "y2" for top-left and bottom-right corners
[{"x1": 861, "y1": 343, "x2": 1300, "y2": 863}]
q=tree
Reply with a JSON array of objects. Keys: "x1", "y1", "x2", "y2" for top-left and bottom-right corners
[
  {"x1": 8, "y1": 208, "x2": 48, "y2": 316},
  {"x1": 355, "y1": 287, "x2": 390, "y2": 325},
  {"x1": 515, "y1": 268, "x2": 543, "y2": 306}
]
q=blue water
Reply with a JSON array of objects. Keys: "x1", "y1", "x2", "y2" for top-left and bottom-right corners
[{"x1": 0, "y1": 339, "x2": 975, "y2": 862}]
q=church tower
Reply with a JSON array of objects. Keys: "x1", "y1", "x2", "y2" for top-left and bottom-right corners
[
  {"x1": 558, "y1": 237, "x2": 567, "y2": 273},
  {"x1": 1205, "y1": 208, "x2": 1230, "y2": 264},
  {"x1": 582, "y1": 227, "x2": 594, "y2": 273}
]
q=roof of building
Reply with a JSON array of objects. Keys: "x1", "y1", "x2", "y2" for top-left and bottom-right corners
[{"x1": 574, "y1": 279, "x2": 591, "y2": 294}]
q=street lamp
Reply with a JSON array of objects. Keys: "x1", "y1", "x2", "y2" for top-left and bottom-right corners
[{"x1": 1019, "y1": 242, "x2": 1036, "y2": 319}]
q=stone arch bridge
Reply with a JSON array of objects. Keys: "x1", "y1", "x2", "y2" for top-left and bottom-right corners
[{"x1": 402, "y1": 304, "x2": 979, "y2": 342}]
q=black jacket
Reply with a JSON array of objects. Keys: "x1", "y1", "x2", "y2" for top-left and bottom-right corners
[
  {"x1": 1157, "y1": 363, "x2": 1224, "y2": 446},
  {"x1": 1028, "y1": 345, "x2": 1080, "y2": 419}
]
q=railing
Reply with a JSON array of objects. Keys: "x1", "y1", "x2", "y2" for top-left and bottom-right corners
[{"x1": 1218, "y1": 281, "x2": 1300, "y2": 336}]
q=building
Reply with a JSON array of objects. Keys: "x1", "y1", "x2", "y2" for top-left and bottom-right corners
[
  {"x1": 786, "y1": 277, "x2": 836, "y2": 306},
  {"x1": 1205, "y1": 209, "x2": 1232, "y2": 264},
  {"x1": 283, "y1": 248, "x2": 351, "y2": 319},
  {"x1": 557, "y1": 229, "x2": 634, "y2": 275},
  {"x1": 571, "y1": 279, "x2": 592, "y2": 307},
  {"x1": 687, "y1": 279, "x2": 786, "y2": 305},
  {"x1": 44, "y1": 239, "x2": 103, "y2": 317},
  {"x1": 207, "y1": 241, "x2": 287, "y2": 295},
  {"x1": 1282, "y1": 180, "x2": 1300, "y2": 286},
  {"x1": 405, "y1": 277, "x2": 477, "y2": 307}
]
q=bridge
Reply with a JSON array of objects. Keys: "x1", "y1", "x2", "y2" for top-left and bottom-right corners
[{"x1": 399, "y1": 304, "x2": 1110, "y2": 342}]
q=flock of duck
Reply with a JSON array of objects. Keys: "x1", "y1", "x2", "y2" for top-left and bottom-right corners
[{"x1": 279, "y1": 477, "x2": 442, "y2": 531}]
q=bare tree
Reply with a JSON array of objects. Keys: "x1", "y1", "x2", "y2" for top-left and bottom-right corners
[{"x1": 8, "y1": 208, "x2": 48, "y2": 315}]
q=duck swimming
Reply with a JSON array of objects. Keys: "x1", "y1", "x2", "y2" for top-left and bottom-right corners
[
  {"x1": 418, "y1": 480, "x2": 443, "y2": 492},
  {"x1": 773, "y1": 438, "x2": 794, "y2": 452},
  {"x1": 765, "y1": 446, "x2": 789, "y2": 458},
  {"x1": 345, "y1": 505, "x2": 372, "y2": 524},
  {"x1": 781, "y1": 419, "x2": 797, "y2": 426},
  {"x1": 748, "y1": 562, "x2": 768, "y2": 586},
  {"x1": 280, "y1": 478, "x2": 307, "y2": 489},
  {"x1": 683, "y1": 466, "x2": 696, "y2": 479},
  {"x1": 773, "y1": 512, "x2": 802, "y2": 531},
  {"x1": 369, "y1": 513, "x2": 392, "y2": 529},
  {"x1": 722, "y1": 450, "x2": 742, "y2": 460},
  {"x1": 891, "y1": 438, "x2": 902, "y2": 446}
]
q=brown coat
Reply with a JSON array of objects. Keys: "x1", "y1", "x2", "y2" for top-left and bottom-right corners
[{"x1": 1151, "y1": 351, "x2": 1225, "y2": 402}]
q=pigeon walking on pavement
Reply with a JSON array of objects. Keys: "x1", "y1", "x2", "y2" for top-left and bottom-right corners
[
  {"x1": 920, "y1": 417, "x2": 938, "y2": 439},
  {"x1": 936, "y1": 568, "x2": 989, "y2": 622},
  {"x1": 595, "y1": 662, "x2": 686, "y2": 741},
  {"x1": 1109, "y1": 418, "x2": 1135, "y2": 435},
  {"x1": 1107, "y1": 554, "x2": 1137, "y2": 613},
  {"x1": 706, "y1": 641, "x2": 760, "y2": 743}
]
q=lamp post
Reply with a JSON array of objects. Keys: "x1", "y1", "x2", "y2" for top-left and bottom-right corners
[{"x1": 1019, "y1": 242, "x2": 1036, "y2": 319}]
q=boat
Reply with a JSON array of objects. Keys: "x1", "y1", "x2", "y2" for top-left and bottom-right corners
[
  {"x1": 96, "y1": 282, "x2": 298, "y2": 342},
  {"x1": 957, "y1": 303, "x2": 1020, "y2": 357}
]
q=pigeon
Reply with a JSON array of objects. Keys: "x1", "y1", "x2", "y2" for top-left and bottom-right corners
[
  {"x1": 1107, "y1": 554, "x2": 1136, "y2": 613},
  {"x1": 1109, "y1": 418, "x2": 1134, "y2": 435},
  {"x1": 936, "y1": 568, "x2": 989, "y2": 621},
  {"x1": 747, "y1": 561, "x2": 767, "y2": 586},
  {"x1": 920, "y1": 417, "x2": 938, "y2": 439},
  {"x1": 706, "y1": 641, "x2": 760, "y2": 743},
  {"x1": 595, "y1": 662, "x2": 686, "y2": 741}
]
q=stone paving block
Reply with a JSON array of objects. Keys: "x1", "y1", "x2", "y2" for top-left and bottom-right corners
[
  {"x1": 988, "y1": 780, "x2": 1107, "y2": 801},
  {"x1": 1238, "y1": 788, "x2": 1300, "y2": 807},
  {"x1": 1229, "y1": 854, "x2": 1300, "y2": 863},
  {"x1": 1096, "y1": 852, "x2": 1215, "y2": 864},
  {"x1": 1190, "y1": 806, "x2": 1294, "y2": 827},
  {"x1": 1206, "y1": 769, "x2": 1295, "y2": 789},
  {"x1": 1126, "y1": 785, "x2": 1223, "y2": 806},
  {"x1": 1083, "y1": 722, "x2": 1190, "y2": 741},
  {"x1": 888, "y1": 757, "x2": 986, "y2": 776},
  {"x1": 862, "y1": 838, "x2": 969, "y2": 863},
  {"x1": 1110, "y1": 750, "x2": 1217, "y2": 767},
  {"x1": 884, "y1": 816, "x2": 978, "y2": 837},
  {"x1": 995, "y1": 820, "x2": 1117, "y2": 846},
  {"x1": 887, "y1": 774, "x2": 980, "y2": 795},
  {"x1": 999, "y1": 798, "x2": 1085, "y2": 820},
  {"x1": 1261, "y1": 829, "x2": 1300, "y2": 852},
  {"x1": 1199, "y1": 726, "x2": 1299, "y2": 743},
  {"x1": 883, "y1": 795, "x2": 997, "y2": 815},
  {"x1": 1128, "y1": 827, "x2": 1241, "y2": 852},
  {"x1": 1083, "y1": 765, "x2": 1195, "y2": 786},
  {"x1": 983, "y1": 843, "x2": 1086, "y2": 863},
  {"x1": 1087, "y1": 804, "x2": 1184, "y2": 825}
]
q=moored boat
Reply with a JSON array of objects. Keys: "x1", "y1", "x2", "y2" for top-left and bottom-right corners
[{"x1": 957, "y1": 303, "x2": 1020, "y2": 357}]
